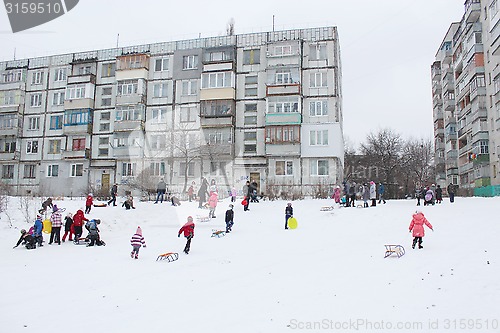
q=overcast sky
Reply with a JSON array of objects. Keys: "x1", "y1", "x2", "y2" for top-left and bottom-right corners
[{"x1": 0, "y1": 0, "x2": 465, "y2": 148}]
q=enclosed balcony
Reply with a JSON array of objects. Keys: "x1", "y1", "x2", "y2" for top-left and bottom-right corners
[
  {"x1": 63, "y1": 109, "x2": 92, "y2": 134},
  {"x1": 200, "y1": 99, "x2": 234, "y2": 127},
  {"x1": 67, "y1": 73, "x2": 96, "y2": 85},
  {"x1": 265, "y1": 113, "x2": 301, "y2": 125},
  {"x1": 464, "y1": 0, "x2": 481, "y2": 23}
]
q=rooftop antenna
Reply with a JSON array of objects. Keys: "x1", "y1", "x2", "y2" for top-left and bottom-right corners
[
  {"x1": 116, "y1": 33, "x2": 120, "y2": 48},
  {"x1": 13, "y1": 47, "x2": 16, "y2": 60},
  {"x1": 272, "y1": 15, "x2": 275, "y2": 31}
]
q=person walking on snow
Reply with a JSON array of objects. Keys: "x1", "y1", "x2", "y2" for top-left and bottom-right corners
[
  {"x1": 49, "y1": 206, "x2": 63, "y2": 245},
  {"x1": 154, "y1": 178, "x2": 167, "y2": 204},
  {"x1": 243, "y1": 181, "x2": 251, "y2": 211},
  {"x1": 85, "y1": 193, "x2": 93, "y2": 214},
  {"x1": 130, "y1": 226, "x2": 146, "y2": 259},
  {"x1": 447, "y1": 183, "x2": 456, "y2": 203},
  {"x1": 198, "y1": 178, "x2": 209, "y2": 208},
  {"x1": 369, "y1": 181, "x2": 377, "y2": 207},
  {"x1": 225, "y1": 204, "x2": 234, "y2": 233},
  {"x1": 378, "y1": 183, "x2": 386, "y2": 204},
  {"x1": 230, "y1": 187, "x2": 237, "y2": 203},
  {"x1": 409, "y1": 211, "x2": 433, "y2": 249},
  {"x1": 108, "y1": 184, "x2": 118, "y2": 206},
  {"x1": 435, "y1": 185, "x2": 443, "y2": 204},
  {"x1": 333, "y1": 186, "x2": 341, "y2": 205},
  {"x1": 208, "y1": 192, "x2": 218, "y2": 218},
  {"x1": 362, "y1": 184, "x2": 369, "y2": 208},
  {"x1": 178, "y1": 216, "x2": 195, "y2": 254},
  {"x1": 285, "y1": 202, "x2": 293, "y2": 229}
]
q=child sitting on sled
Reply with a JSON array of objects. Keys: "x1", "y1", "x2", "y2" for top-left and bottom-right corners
[{"x1": 409, "y1": 211, "x2": 433, "y2": 249}]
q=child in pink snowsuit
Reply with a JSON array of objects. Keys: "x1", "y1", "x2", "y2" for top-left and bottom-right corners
[
  {"x1": 409, "y1": 211, "x2": 433, "y2": 249},
  {"x1": 333, "y1": 186, "x2": 341, "y2": 204},
  {"x1": 208, "y1": 192, "x2": 218, "y2": 218}
]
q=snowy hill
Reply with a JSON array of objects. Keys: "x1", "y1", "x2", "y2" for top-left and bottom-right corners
[{"x1": 1, "y1": 196, "x2": 499, "y2": 333}]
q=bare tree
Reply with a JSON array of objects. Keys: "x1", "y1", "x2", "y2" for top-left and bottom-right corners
[
  {"x1": 401, "y1": 137, "x2": 435, "y2": 188},
  {"x1": 360, "y1": 128, "x2": 403, "y2": 185},
  {"x1": 19, "y1": 194, "x2": 37, "y2": 224}
]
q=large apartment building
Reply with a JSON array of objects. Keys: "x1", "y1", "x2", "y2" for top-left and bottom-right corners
[
  {"x1": 432, "y1": 0, "x2": 500, "y2": 196},
  {"x1": 0, "y1": 27, "x2": 344, "y2": 197}
]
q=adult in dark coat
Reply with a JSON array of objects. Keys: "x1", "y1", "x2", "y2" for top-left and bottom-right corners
[
  {"x1": 198, "y1": 178, "x2": 209, "y2": 208},
  {"x1": 435, "y1": 185, "x2": 443, "y2": 204},
  {"x1": 447, "y1": 183, "x2": 457, "y2": 203},
  {"x1": 13, "y1": 229, "x2": 37, "y2": 249},
  {"x1": 108, "y1": 184, "x2": 118, "y2": 206},
  {"x1": 155, "y1": 178, "x2": 167, "y2": 203},
  {"x1": 242, "y1": 181, "x2": 251, "y2": 211}
]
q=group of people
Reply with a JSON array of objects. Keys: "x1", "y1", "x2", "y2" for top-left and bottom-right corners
[
  {"x1": 415, "y1": 183, "x2": 457, "y2": 206},
  {"x1": 336, "y1": 181, "x2": 386, "y2": 208},
  {"x1": 14, "y1": 199, "x2": 104, "y2": 250}
]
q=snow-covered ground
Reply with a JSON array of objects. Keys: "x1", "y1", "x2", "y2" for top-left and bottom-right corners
[{"x1": 1, "y1": 195, "x2": 499, "y2": 333}]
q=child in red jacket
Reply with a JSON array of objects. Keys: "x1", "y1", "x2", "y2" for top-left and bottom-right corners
[
  {"x1": 178, "y1": 216, "x2": 195, "y2": 254},
  {"x1": 85, "y1": 194, "x2": 93, "y2": 214},
  {"x1": 409, "y1": 211, "x2": 433, "y2": 249}
]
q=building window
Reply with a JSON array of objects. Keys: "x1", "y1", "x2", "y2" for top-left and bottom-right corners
[
  {"x1": 30, "y1": 93, "x2": 42, "y2": 107},
  {"x1": 245, "y1": 87, "x2": 258, "y2": 97},
  {"x1": 245, "y1": 103, "x2": 257, "y2": 112},
  {"x1": 48, "y1": 140, "x2": 61, "y2": 154},
  {"x1": 75, "y1": 65, "x2": 92, "y2": 75},
  {"x1": 275, "y1": 70, "x2": 292, "y2": 84},
  {"x1": 200, "y1": 100, "x2": 233, "y2": 116},
  {"x1": 244, "y1": 132, "x2": 257, "y2": 141},
  {"x1": 101, "y1": 112, "x2": 111, "y2": 121},
  {"x1": 47, "y1": 165, "x2": 59, "y2": 177},
  {"x1": 201, "y1": 72, "x2": 233, "y2": 89},
  {"x1": 50, "y1": 115, "x2": 62, "y2": 130},
  {"x1": 54, "y1": 68, "x2": 67, "y2": 82},
  {"x1": 98, "y1": 148, "x2": 109, "y2": 156},
  {"x1": 117, "y1": 55, "x2": 148, "y2": 70},
  {"x1": 183, "y1": 55, "x2": 198, "y2": 70},
  {"x1": 2, "y1": 69, "x2": 23, "y2": 83},
  {"x1": 70, "y1": 164, "x2": 84, "y2": 177},
  {"x1": 0, "y1": 114, "x2": 17, "y2": 129},
  {"x1": 266, "y1": 126, "x2": 300, "y2": 143},
  {"x1": 99, "y1": 137, "x2": 109, "y2": 145},
  {"x1": 153, "y1": 83, "x2": 168, "y2": 98},
  {"x1": 309, "y1": 130, "x2": 329, "y2": 146},
  {"x1": 101, "y1": 98, "x2": 112, "y2": 106},
  {"x1": 180, "y1": 106, "x2": 197, "y2": 122},
  {"x1": 64, "y1": 109, "x2": 90, "y2": 126},
  {"x1": 181, "y1": 80, "x2": 198, "y2": 96},
  {"x1": 150, "y1": 162, "x2": 166, "y2": 176},
  {"x1": 72, "y1": 138, "x2": 86, "y2": 151},
  {"x1": 3, "y1": 141, "x2": 16, "y2": 153},
  {"x1": 24, "y1": 164, "x2": 36, "y2": 179},
  {"x1": 244, "y1": 115, "x2": 257, "y2": 125},
  {"x1": 117, "y1": 80, "x2": 138, "y2": 95},
  {"x1": 152, "y1": 108, "x2": 168, "y2": 123},
  {"x1": 52, "y1": 91, "x2": 65, "y2": 106},
  {"x1": 99, "y1": 123, "x2": 110, "y2": 131},
  {"x1": 28, "y1": 117, "x2": 40, "y2": 131},
  {"x1": 2, "y1": 165, "x2": 14, "y2": 179},
  {"x1": 243, "y1": 49, "x2": 260, "y2": 65},
  {"x1": 154, "y1": 58, "x2": 169, "y2": 72},
  {"x1": 276, "y1": 161, "x2": 293, "y2": 176},
  {"x1": 101, "y1": 63, "x2": 116, "y2": 77},
  {"x1": 26, "y1": 140, "x2": 39, "y2": 154},
  {"x1": 65, "y1": 85, "x2": 86, "y2": 100},
  {"x1": 309, "y1": 43, "x2": 327, "y2": 60},
  {"x1": 1, "y1": 90, "x2": 17, "y2": 105},
  {"x1": 150, "y1": 134, "x2": 166, "y2": 150},
  {"x1": 115, "y1": 105, "x2": 144, "y2": 121},
  {"x1": 310, "y1": 160, "x2": 329, "y2": 176},
  {"x1": 244, "y1": 144, "x2": 257, "y2": 153},
  {"x1": 274, "y1": 45, "x2": 292, "y2": 56},
  {"x1": 309, "y1": 100, "x2": 328, "y2": 116},
  {"x1": 31, "y1": 71, "x2": 44, "y2": 85},
  {"x1": 122, "y1": 162, "x2": 136, "y2": 177},
  {"x1": 267, "y1": 96, "x2": 299, "y2": 113},
  {"x1": 310, "y1": 72, "x2": 328, "y2": 88},
  {"x1": 179, "y1": 162, "x2": 195, "y2": 176}
]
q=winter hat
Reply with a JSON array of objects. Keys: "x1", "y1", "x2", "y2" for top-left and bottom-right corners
[
  {"x1": 229, "y1": 204, "x2": 234, "y2": 209},
  {"x1": 52, "y1": 205, "x2": 58, "y2": 212},
  {"x1": 287, "y1": 202, "x2": 292, "y2": 206},
  {"x1": 187, "y1": 216, "x2": 193, "y2": 222},
  {"x1": 67, "y1": 212, "x2": 73, "y2": 218},
  {"x1": 88, "y1": 193, "x2": 93, "y2": 197},
  {"x1": 136, "y1": 226, "x2": 142, "y2": 235},
  {"x1": 36, "y1": 214, "x2": 41, "y2": 219}
]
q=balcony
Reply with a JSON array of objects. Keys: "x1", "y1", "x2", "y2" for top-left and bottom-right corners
[
  {"x1": 458, "y1": 162, "x2": 474, "y2": 174},
  {"x1": 265, "y1": 143, "x2": 301, "y2": 156},
  {"x1": 112, "y1": 146, "x2": 142, "y2": 158},
  {"x1": 116, "y1": 94, "x2": 146, "y2": 106},
  {"x1": 465, "y1": 0, "x2": 481, "y2": 23},
  {"x1": 63, "y1": 123, "x2": 92, "y2": 134},
  {"x1": 200, "y1": 116, "x2": 233, "y2": 128},
  {"x1": 443, "y1": 98, "x2": 455, "y2": 111},
  {"x1": 446, "y1": 167, "x2": 459, "y2": 176},
  {"x1": 0, "y1": 151, "x2": 20, "y2": 161},
  {"x1": 473, "y1": 154, "x2": 490, "y2": 166},
  {"x1": 62, "y1": 149, "x2": 87, "y2": 159},
  {"x1": 114, "y1": 120, "x2": 144, "y2": 132},
  {"x1": 470, "y1": 86, "x2": 486, "y2": 102},
  {"x1": 267, "y1": 83, "x2": 301, "y2": 96},
  {"x1": 446, "y1": 160, "x2": 458, "y2": 169},
  {"x1": 200, "y1": 143, "x2": 234, "y2": 156},
  {"x1": 67, "y1": 73, "x2": 96, "y2": 85},
  {"x1": 265, "y1": 112, "x2": 301, "y2": 125}
]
